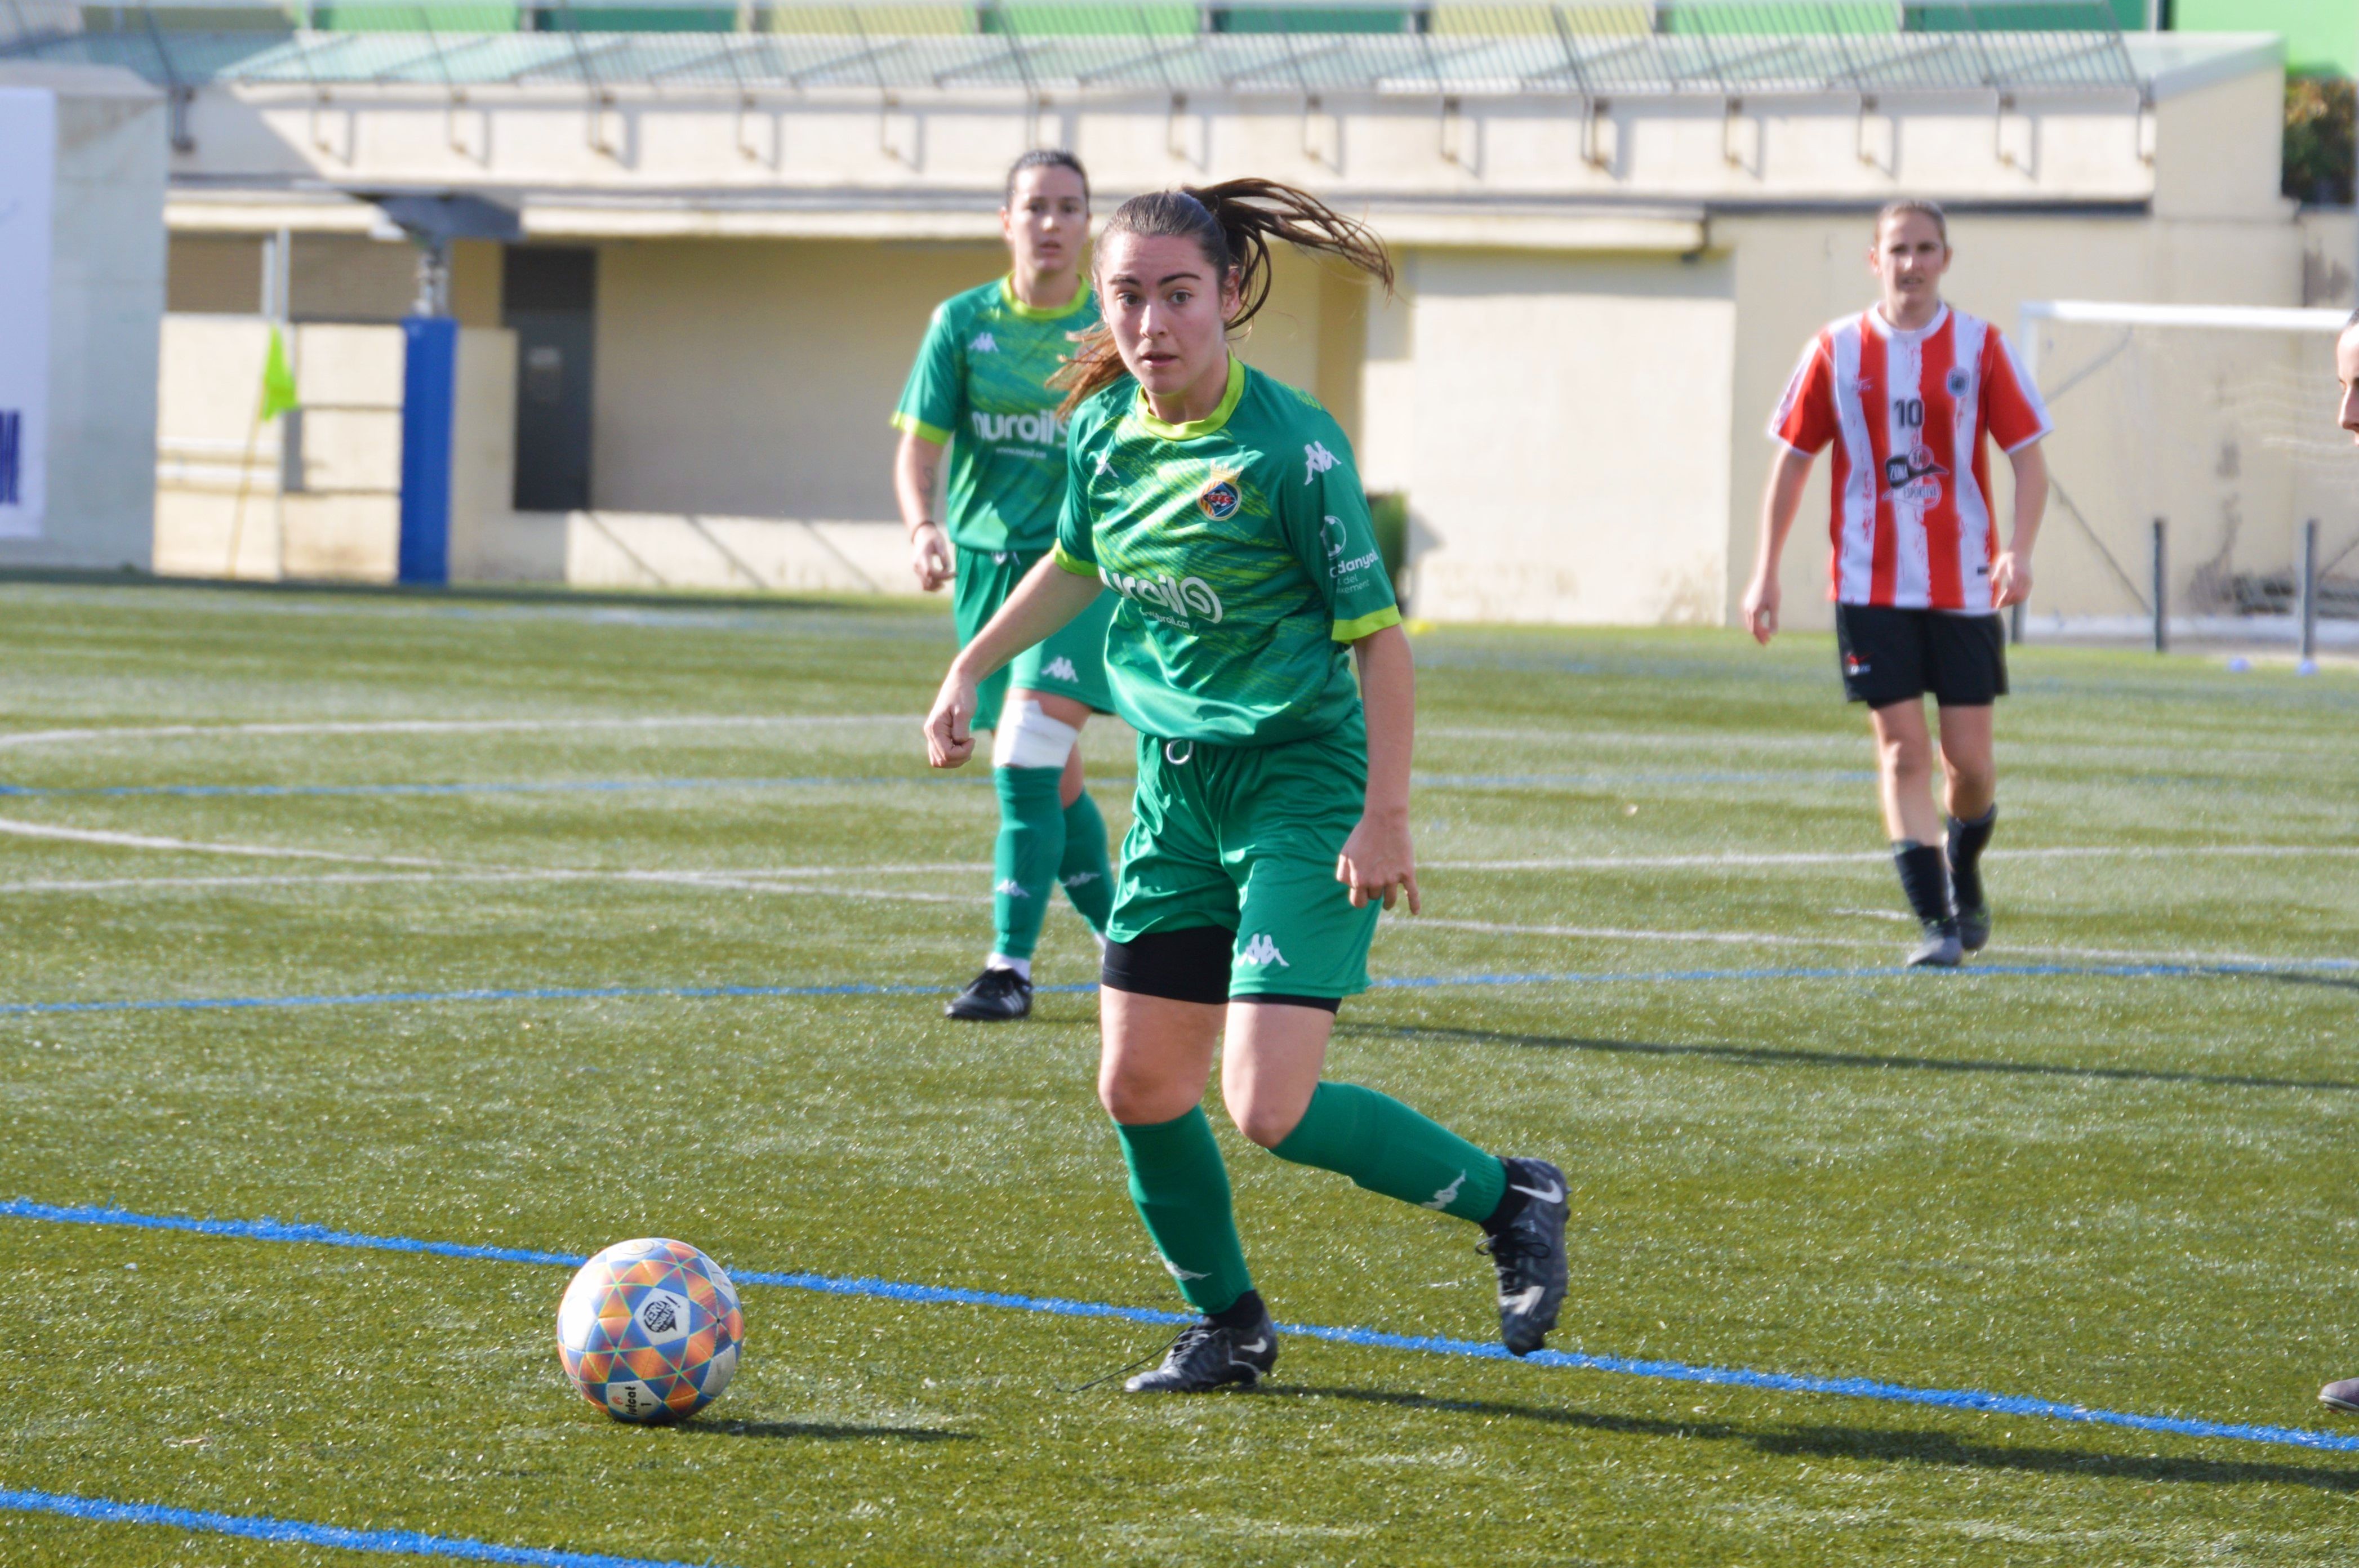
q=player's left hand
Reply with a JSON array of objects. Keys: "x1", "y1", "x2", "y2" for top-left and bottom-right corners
[
  {"x1": 1992, "y1": 551, "x2": 2032, "y2": 608},
  {"x1": 1338, "y1": 814, "x2": 1420, "y2": 914},
  {"x1": 924, "y1": 669, "x2": 980, "y2": 769}
]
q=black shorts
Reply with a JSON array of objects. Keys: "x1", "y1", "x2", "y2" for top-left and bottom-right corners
[{"x1": 1834, "y1": 604, "x2": 2008, "y2": 709}]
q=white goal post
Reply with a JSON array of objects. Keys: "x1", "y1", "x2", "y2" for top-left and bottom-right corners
[{"x1": 2011, "y1": 299, "x2": 2356, "y2": 652}]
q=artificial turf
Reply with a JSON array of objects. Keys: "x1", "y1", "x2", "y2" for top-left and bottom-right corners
[{"x1": 1, "y1": 578, "x2": 2354, "y2": 1567}]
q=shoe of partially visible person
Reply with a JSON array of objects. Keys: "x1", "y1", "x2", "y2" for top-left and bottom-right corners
[
  {"x1": 1124, "y1": 1304, "x2": 1278, "y2": 1393},
  {"x1": 1907, "y1": 919, "x2": 1964, "y2": 968},
  {"x1": 1481, "y1": 1157, "x2": 1570, "y2": 1357},
  {"x1": 945, "y1": 966, "x2": 1032, "y2": 1021}
]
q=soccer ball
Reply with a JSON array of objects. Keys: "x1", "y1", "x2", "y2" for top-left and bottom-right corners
[{"x1": 557, "y1": 1237, "x2": 745, "y2": 1423}]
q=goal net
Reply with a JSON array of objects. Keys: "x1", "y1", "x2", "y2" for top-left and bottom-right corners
[{"x1": 2016, "y1": 300, "x2": 2356, "y2": 647}]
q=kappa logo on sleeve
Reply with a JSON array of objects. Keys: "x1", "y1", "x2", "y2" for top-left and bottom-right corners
[
  {"x1": 968, "y1": 332, "x2": 999, "y2": 354},
  {"x1": 1303, "y1": 440, "x2": 1338, "y2": 484}
]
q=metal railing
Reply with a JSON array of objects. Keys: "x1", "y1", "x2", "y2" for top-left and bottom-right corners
[{"x1": 3, "y1": 1, "x2": 2143, "y2": 97}]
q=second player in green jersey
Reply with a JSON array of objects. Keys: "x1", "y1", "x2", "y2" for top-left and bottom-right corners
[
  {"x1": 924, "y1": 179, "x2": 1572, "y2": 1395},
  {"x1": 891, "y1": 149, "x2": 1120, "y2": 1022}
]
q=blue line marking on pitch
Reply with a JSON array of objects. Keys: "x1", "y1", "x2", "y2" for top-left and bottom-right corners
[
  {"x1": 0, "y1": 1485, "x2": 700, "y2": 1566},
  {"x1": 3, "y1": 959, "x2": 2352, "y2": 1019},
  {"x1": 0, "y1": 776, "x2": 980, "y2": 800},
  {"x1": 6, "y1": 1197, "x2": 2354, "y2": 1458}
]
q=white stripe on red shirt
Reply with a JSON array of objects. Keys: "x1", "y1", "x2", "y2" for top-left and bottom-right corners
[{"x1": 1769, "y1": 304, "x2": 2052, "y2": 613}]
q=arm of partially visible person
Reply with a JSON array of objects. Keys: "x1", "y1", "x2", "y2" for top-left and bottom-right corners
[
  {"x1": 1338, "y1": 623, "x2": 1419, "y2": 915},
  {"x1": 893, "y1": 429, "x2": 954, "y2": 592},
  {"x1": 1743, "y1": 445, "x2": 1815, "y2": 645},
  {"x1": 1992, "y1": 438, "x2": 2047, "y2": 609},
  {"x1": 924, "y1": 555, "x2": 1102, "y2": 768}
]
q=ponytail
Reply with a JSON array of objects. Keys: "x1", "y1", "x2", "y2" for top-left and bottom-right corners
[{"x1": 1055, "y1": 179, "x2": 1392, "y2": 416}]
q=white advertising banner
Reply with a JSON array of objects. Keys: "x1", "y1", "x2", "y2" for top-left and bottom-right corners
[{"x1": 0, "y1": 87, "x2": 56, "y2": 540}]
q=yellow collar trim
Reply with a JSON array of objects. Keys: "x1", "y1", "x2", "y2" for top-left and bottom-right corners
[
  {"x1": 1133, "y1": 357, "x2": 1247, "y2": 442},
  {"x1": 1000, "y1": 275, "x2": 1092, "y2": 322}
]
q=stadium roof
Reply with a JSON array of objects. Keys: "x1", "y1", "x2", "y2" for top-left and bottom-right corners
[{"x1": 0, "y1": 1, "x2": 2182, "y2": 100}]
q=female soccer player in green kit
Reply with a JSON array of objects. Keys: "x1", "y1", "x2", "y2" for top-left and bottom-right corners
[
  {"x1": 923, "y1": 181, "x2": 1570, "y2": 1392},
  {"x1": 892, "y1": 149, "x2": 1120, "y2": 1022}
]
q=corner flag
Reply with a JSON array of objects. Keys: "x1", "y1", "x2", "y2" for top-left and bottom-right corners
[{"x1": 260, "y1": 325, "x2": 298, "y2": 420}]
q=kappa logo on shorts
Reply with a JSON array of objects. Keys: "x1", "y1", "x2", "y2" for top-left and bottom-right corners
[
  {"x1": 1041, "y1": 654, "x2": 1079, "y2": 683},
  {"x1": 1238, "y1": 933, "x2": 1290, "y2": 968},
  {"x1": 994, "y1": 879, "x2": 1031, "y2": 899}
]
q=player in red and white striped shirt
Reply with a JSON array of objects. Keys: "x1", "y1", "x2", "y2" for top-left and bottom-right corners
[{"x1": 1742, "y1": 201, "x2": 2050, "y2": 966}]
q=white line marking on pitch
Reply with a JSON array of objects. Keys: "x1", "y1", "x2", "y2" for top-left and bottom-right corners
[
  {"x1": 1426, "y1": 845, "x2": 2359, "y2": 871},
  {"x1": 0, "y1": 816, "x2": 448, "y2": 866},
  {"x1": 0, "y1": 714, "x2": 923, "y2": 752},
  {"x1": 1391, "y1": 915, "x2": 2351, "y2": 970}
]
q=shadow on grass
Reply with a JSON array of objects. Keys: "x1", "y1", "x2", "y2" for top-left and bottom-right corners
[
  {"x1": 1341, "y1": 1021, "x2": 2359, "y2": 1095},
  {"x1": 679, "y1": 1418, "x2": 976, "y2": 1443},
  {"x1": 1263, "y1": 1384, "x2": 2359, "y2": 1493}
]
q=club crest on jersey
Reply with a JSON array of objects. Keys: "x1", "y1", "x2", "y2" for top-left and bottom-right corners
[
  {"x1": 1198, "y1": 475, "x2": 1242, "y2": 520},
  {"x1": 1946, "y1": 367, "x2": 1971, "y2": 398},
  {"x1": 1884, "y1": 446, "x2": 1948, "y2": 505}
]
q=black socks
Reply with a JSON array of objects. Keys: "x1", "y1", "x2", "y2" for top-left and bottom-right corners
[
  {"x1": 1208, "y1": 1290, "x2": 1266, "y2": 1330},
  {"x1": 1481, "y1": 1159, "x2": 1530, "y2": 1234},
  {"x1": 1892, "y1": 841, "x2": 1953, "y2": 928},
  {"x1": 1947, "y1": 805, "x2": 1997, "y2": 912}
]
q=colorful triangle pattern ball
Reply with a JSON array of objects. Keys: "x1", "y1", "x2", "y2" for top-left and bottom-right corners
[{"x1": 557, "y1": 1237, "x2": 746, "y2": 1423}]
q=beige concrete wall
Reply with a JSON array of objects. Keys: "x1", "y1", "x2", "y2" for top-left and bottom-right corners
[
  {"x1": 1718, "y1": 210, "x2": 2313, "y2": 632},
  {"x1": 1386, "y1": 249, "x2": 1736, "y2": 625},
  {"x1": 591, "y1": 238, "x2": 1005, "y2": 520},
  {"x1": 448, "y1": 326, "x2": 521, "y2": 581}
]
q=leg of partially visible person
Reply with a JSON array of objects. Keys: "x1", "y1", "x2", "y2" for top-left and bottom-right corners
[
  {"x1": 1929, "y1": 609, "x2": 2008, "y2": 954},
  {"x1": 982, "y1": 685, "x2": 1094, "y2": 975},
  {"x1": 943, "y1": 550, "x2": 1026, "y2": 1021},
  {"x1": 1215, "y1": 730, "x2": 1568, "y2": 1356},
  {"x1": 1098, "y1": 930, "x2": 1278, "y2": 1394},
  {"x1": 1935, "y1": 701, "x2": 1998, "y2": 950},
  {"x1": 1869, "y1": 698, "x2": 1961, "y2": 967},
  {"x1": 1054, "y1": 743, "x2": 1116, "y2": 940}
]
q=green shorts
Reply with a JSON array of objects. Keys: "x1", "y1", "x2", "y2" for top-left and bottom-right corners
[
  {"x1": 951, "y1": 545, "x2": 1116, "y2": 732},
  {"x1": 1110, "y1": 717, "x2": 1381, "y2": 1001}
]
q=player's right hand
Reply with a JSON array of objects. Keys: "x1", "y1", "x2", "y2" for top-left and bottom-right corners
[
  {"x1": 909, "y1": 523, "x2": 953, "y2": 593},
  {"x1": 1742, "y1": 575, "x2": 1779, "y2": 644},
  {"x1": 925, "y1": 670, "x2": 978, "y2": 768}
]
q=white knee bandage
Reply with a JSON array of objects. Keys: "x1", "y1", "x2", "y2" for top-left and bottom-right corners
[{"x1": 991, "y1": 699, "x2": 1080, "y2": 770}]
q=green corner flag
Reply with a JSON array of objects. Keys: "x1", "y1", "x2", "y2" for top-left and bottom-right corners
[{"x1": 259, "y1": 325, "x2": 298, "y2": 421}]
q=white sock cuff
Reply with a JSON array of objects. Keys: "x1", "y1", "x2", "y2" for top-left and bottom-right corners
[{"x1": 986, "y1": 954, "x2": 1032, "y2": 981}]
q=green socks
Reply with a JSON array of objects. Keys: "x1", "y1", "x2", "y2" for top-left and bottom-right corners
[
  {"x1": 1057, "y1": 787, "x2": 1116, "y2": 936},
  {"x1": 992, "y1": 769, "x2": 1117, "y2": 960},
  {"x1": 1114, "y1": 1108, "x2": 1255, "y2": 1315},
  {"x1": 991, "y1": 765, "x2": 1066, "y2": 961},
  {"x1": 1270, "y1": 1082, "x2": 1507, "y2": 1223}
]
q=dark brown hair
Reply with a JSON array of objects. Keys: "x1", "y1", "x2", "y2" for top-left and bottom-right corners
[
  {"x1": 1056, "y1": 180, "x2": 1392, "y2": 414},
  {"x1": 1004, "y1": 148, "x2": 1089, "y2": 207}
]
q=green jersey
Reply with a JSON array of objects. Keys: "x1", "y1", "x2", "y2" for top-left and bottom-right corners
[
  {"x1": 1052, "y1": 358, "x2": 1400, "y2": 747},
  {"x1": 891, "y1": 275, "x2": 1098, "y2": 554}
]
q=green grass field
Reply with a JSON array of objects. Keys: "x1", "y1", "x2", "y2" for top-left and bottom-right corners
[{"x1": 3, "y1": 578, "x2": 2356, "y2": 1567}]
